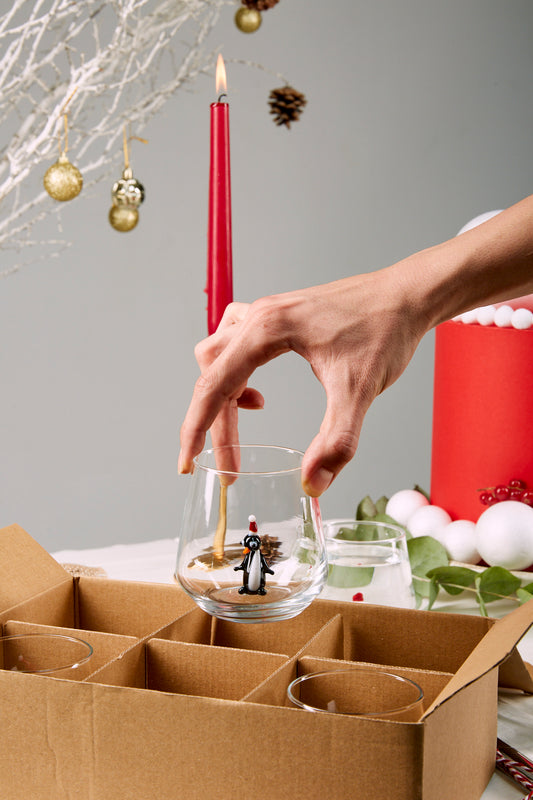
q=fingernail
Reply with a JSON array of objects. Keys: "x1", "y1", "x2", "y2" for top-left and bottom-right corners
[
  {"x1": 177, "y1": 451, "x2": 189, "y2": 474},
  {"x1": 303, "y1": 467, "x2": 334, "y2": 496}
]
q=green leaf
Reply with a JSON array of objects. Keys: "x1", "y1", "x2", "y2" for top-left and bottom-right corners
[
  {"x1": 475, "y1": 575, "x2": 488, "y2": 616},
  {"x1": 516, "y1": 588, "x2": 533, "y2": 605},
  {"x1": 374, "y1": 496, "x2": 389, "y2": 515},
  {"x1": 522, "y1": 582, "x2": 533, "y2": 594},
  {"x1": 426, "y1": 566, "x2": 478, "y2": 596},
  {"x1": 327, "y1": 565, "x2": 374, "y2": 588},
  {"x1": 427, "y1": 576, "x2": 440, "y2": 610},
  {"x1": 478, "y1": 566, "x2": 521, "y2": 603},
  {"x1": 356, "y1": 495, "x2": 377, "y2": 521},
  {"x1": 336, "y1": 524, "x2": 379, "y2": 541},
  {"x1": 413, "y1": 484, "x2": 430, "y2": 501},
  {"x1": 407, "y1": 536, "x2": 448, "y2": 599}
]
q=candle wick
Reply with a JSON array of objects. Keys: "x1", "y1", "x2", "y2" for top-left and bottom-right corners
[{"x1": 217, "y1": 92, "x2": 228, "y2": 103}]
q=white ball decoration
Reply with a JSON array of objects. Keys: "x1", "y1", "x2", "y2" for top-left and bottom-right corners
[
  {"x1": 407, "y1": 505, "x2": 452, "y2": 541},
  {"x1": 385, "y1": 489, "x2": 429, "y2": 527},
  {"x1": 476, "y1": 501, "x2": 533, "y2": 570},
  {"x1": 511, "y1": 308, "x2": 533, "y2": 330},
  {"x1": 440, "y1": 520, "x2": 480, "y2": 564},
  {"x1": 494, "y1": 305, "x2": 514, "y2": 327},
  {"x1": 475, "y1": 305, "x2": 496, "y2": 326},
  {"x1": 460, "y1": 310, "x2": 478, "y2": 324}
]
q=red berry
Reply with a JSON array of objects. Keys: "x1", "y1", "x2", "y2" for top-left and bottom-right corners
[
  {"x1": 352, "y1": 592, "x2": 364, "y2": 602},
  {"x1": 509, "y1": 479, "x2": 527, "y2": 490},
  {"x1": 494, "y1": 485, "x2": 510, "y2": 501},
  {"x1": 522, "y1": 491, "x2": 533, "y2": 507},
  {"x1": 509, "y1": 488, "x2": 524, "y2": 501},
  {"x1": 479, "y1": 491, "x2": 497, "y2": 506}
]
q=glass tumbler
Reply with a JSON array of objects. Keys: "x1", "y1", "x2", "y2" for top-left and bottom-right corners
[
  {"x1": 321, "y1": 519, "x2": 416, "y2": 608},
  {"x1": 287, "y1": 667, "x2": 424, "y2": 721},
  {"x1": 175, "y1": 445, "x2": 327, "y2": 622},
  {"x1": 0, "y1": 633, "x2": 93, "y2": 676}
]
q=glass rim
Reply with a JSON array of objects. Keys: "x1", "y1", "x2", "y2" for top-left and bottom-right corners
[
  {"x1": 192, "y1": 444, "x2": 304, "y2": 477},
  {"x1": 324, "y1": 518, "x2": 407, "y2": 544},
  {"x1": 287, "y1": 667, "x2": 424, "y2": 715},
  {"x1": 0, "y1": 633, "x2": 94, "y2": 674}
]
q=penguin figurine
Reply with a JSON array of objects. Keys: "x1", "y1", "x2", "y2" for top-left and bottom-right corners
[{"x1": 234, "y1": 515, "x2": 274, "y2": 595}]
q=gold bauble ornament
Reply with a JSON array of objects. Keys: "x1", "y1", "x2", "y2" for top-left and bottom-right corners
[
  {"x1": 235, "y1": 6, "x2": 262, "y2": 32},
  {"x1": 111, "y1": 166, "x2": 145, "y2": 208},
  {"x1": 108, "y1": 205, "x2": 139, "y2": 232},
  {"x1": 43, "y1": 153, "x2": 83, "y2": 201}
]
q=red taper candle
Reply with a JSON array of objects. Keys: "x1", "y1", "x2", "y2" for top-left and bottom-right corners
[{"x1": 206, "y1": 54, "x2": 233, "y2": 335}]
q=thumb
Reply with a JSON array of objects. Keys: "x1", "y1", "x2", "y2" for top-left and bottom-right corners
[{"x1": 301, "y1": 376, "x2": 370, "y2": 496}]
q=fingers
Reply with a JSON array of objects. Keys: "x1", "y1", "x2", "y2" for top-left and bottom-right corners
[
  {"x1": 301, "y1": 369, "x2": 373, "y2": 496},
  {"x1": 179, "y1": 300, "x2": 282, "y2": 474}
]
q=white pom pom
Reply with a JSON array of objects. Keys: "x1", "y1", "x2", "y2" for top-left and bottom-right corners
[
  {"x1": 407, "y1": 505, "x2": 452, "y2": 540},
  {"x1": 476, "y1": 305, "x2": 496, "y2": 326},
  {"x1": 385, "y1": 489, "x2": 429, "y2": 526},
  {"x1": 248, "y1": 514, "x2": 256, "y2": 523},
  {"x1": 476, "y1": 501, "x2": 533, "y2": 570},
  {"x1": 440, "y1": 520, "x2": 480, "y2": 564},
  {"x1": 494, "y1": 305, "x2": 514, "y2": 327},
  {"x1": 511, "y1": 308, "x2": 533, "y2": 330},
  {"x1": 460, "y1": 310, "x2": 478, "y2": 324}
]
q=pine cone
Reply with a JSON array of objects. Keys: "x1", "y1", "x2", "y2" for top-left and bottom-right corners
[
  {"x1": 242, "y1": 0, "x2": 279, "y2": 9},
  {"x1": 268, "y1": 86, "x2": 307, "y2": 129}
]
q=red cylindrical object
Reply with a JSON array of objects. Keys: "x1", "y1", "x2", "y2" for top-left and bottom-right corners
[
  {"x1": 206, "y1": 101, "x2": 233, "y2": 335},
  {"x1": 431, "y1": 320, "x2": 533, "y2": 521}
]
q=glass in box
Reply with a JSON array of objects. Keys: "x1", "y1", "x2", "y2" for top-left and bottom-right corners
[{"x1": 175, "y1": 445, "x2": 327, "y2": 622}]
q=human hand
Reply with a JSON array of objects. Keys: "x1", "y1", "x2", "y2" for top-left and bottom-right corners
[{"x1": 178, "y1": 267, "x2": 428, "y2": 495}]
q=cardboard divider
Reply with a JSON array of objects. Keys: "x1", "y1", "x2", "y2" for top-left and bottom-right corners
[
  {"x1": 153, "y1": 606, "x2": 214, "y2": 645},
  {"x1": 324, "y1": 600, "x2": 492, "y2": 672},
  {"x1": 240, "y1": 614, "x2": 345, "y2": 707},
  {"x1": 146, "y1": 639, "x2": 288, "y2": 700},
  {"x1": 211, "y1": 600, "x2": 339, "y2": 656},
  {"x1": 76, "y1": 577, "x2": 195, "y2": 637},
  {"x1": 0, "y1": 580, "x2": 75, "y2": 628},
  {"x1": 2, "y1": 620, "x2": 137, "y2": 681}
]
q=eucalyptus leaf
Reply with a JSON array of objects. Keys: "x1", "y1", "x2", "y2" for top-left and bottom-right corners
[
  {"x1": 327, "y1": 565, "x2": 374, "y2": 588},
  {"x1": 374, "y1": 496, "x2": 389, "y2": 515},
  {"x1": 427, "y1": 576, "x2": 440, "y2": 610},
  {"x1": 478, "y1": 566, "x2": 521, "y2": 603},
  {"x1": 356, "y1": 495, "x2": 377, "y2": 521},
  {"x1": 426, "y1": 566, "x2": 478, "y2": 596},
  {"x1": 475, "y1": 575, "x2": 488, "y2": 617},
  {"x1": 407, "y1": 536, "x2": 448, "y2": 599},
  {"x1": 516, "y1": 588, "x2": 533, "y2": 605}
]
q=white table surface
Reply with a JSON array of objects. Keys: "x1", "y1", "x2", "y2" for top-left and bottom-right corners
[{"x1": 52, "y1": 538, "x2": 533, "y2": 800}]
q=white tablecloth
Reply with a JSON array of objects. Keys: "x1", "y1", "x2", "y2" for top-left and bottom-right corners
[{"x1": 52, "y1": 538, "x2": 533, "y2": 800}]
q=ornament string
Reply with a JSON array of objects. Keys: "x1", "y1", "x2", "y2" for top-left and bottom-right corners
[
  {"x1": 122, "y1": 124, "x2": 148, "y2": 171},
  {"x1": 57, "y1": 88, "x2": 78, "y2": 157}
]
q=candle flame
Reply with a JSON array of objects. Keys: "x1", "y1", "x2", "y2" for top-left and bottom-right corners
[{"x1": 215, "y1": 54, "x2": 227, "y2": 96}]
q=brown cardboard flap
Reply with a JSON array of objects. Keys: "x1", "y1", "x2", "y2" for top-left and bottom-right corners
[
  {"x1": 423, "y1": 598, "x2": 533, "y2": 718},
  {"x1": 0, "y1": 524, "x2": 71, "y2": 611}
]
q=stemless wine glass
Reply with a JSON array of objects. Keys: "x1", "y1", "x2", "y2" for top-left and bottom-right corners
[
  {"x1": 175, "y1": 445, "x2": 327, "y2": 622},
  {"x1": 287, "y1": 667, "x2": 424, "y2": 722},
  {"x1": 0, "y1": 633, "x2": 93, "y2": 676},
  {"x1": 321, "y1": 519, "x2": 416, "y2": 608}
]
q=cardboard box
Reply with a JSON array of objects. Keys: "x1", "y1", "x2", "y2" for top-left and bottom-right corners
[{"x1": 1, "y1": 523, "x2": 532, "y2": 799}]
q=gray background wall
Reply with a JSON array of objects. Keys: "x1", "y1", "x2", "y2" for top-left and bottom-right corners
[{"x1": 1, "y1": 0, "x2": 532, "y2": 552}]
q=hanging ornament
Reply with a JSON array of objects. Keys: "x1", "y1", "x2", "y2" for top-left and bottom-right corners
[
  {"x1": 235, "y1": 7, "x2": 262, "y2": 32},
  {"x1": 268, "y1": 86, "x2": 307, "y2": 128},
  {"x1": 235, "y1": 0, "x2": 278, "y2": 32},
  {"x1": 109, "y1": 126, "x2": 146, "y2": 233},
  {"x1": 43, "y1": 90, "x2": 83, "y2": 201}
]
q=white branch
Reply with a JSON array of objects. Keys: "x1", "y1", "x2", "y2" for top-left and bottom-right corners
[{"x1": 0, "y1": 0, "x2": 237, "y2": 273}]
